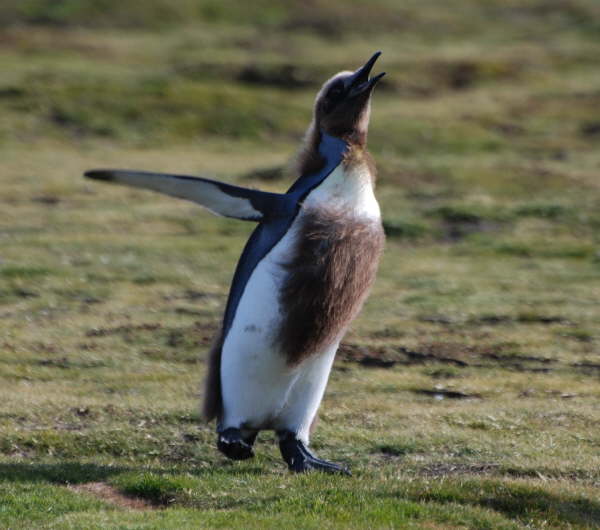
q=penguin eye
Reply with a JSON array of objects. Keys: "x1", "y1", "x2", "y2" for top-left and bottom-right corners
[
  {"x1": 328, "y1": 81, "x2": 344, "y2": 100},
  {"x1": 323, "y1": 81, "x2": 345, "y2": 114}
]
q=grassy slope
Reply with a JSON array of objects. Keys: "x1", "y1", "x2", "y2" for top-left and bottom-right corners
[{"x1": 1, "y1": 0, "x2": 600, "y2": 528}]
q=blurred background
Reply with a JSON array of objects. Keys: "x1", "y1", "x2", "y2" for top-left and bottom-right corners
[
  {"x1": 1, "y1": 2, "x2": 600, "y2": 525},
  {"x1": 2, "y1": 0, "x2": 599, "y2": 346}
]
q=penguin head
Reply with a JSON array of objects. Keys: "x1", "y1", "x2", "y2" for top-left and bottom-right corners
[{"x1": 314, "y1": 51, "x2": 385, "y2": 145}]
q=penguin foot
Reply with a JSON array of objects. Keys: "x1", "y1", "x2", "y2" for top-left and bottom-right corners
[
  {"x1": 217, "y1": 428, "x2": 256, "y2": 461},
  {"x1": 278, "y1": 431, "x2": 351, "y2": 475}
]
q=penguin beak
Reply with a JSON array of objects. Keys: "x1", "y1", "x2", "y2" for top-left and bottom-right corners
[{"x1": 346, "y1": 51, "x2": 386, "y2": 98}]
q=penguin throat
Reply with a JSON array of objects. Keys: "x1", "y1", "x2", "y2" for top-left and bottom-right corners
[
  {"x1": 296, "y1": 128, "x2": 348, "y2": 180},
  {"x1": 317, "y1": 131, "x2": 348, "y2": 164}
]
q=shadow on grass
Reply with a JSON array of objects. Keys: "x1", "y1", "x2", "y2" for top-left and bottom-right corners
[
  {"x1": 397, "y1": 478, "x2": 600, "y2": 527},
  {"x1": 0, "y1": 462, "x2": 129, "y2": 485},
  {"x1": 0, "y1": 460, "x2": 267, "y2": 486},
  {"x1": 0, "y1": 460, "x2": 279, "y2": 513}
]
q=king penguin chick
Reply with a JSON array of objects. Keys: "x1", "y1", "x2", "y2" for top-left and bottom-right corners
[{"x1": 84, "y1": 51, "x2": 386, "y2": 475}]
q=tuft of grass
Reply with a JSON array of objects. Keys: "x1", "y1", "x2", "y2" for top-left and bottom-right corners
[
  {"x1": 514, "y1": 203, "x2": 571, "y2": 220},
  {"x1": 112, "y1": 472, "x2": 196, "y2": 506},
  {"x1": 0, "y1": 481, "x2": 109, "y2": 527},
  {"x1": 0, "y1": 266, "x2": 53, "y2": 278}
]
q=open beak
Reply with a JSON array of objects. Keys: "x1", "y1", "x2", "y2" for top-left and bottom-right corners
[{"x1": 346, "y1": 51, "x2": 386, "y2": 98}]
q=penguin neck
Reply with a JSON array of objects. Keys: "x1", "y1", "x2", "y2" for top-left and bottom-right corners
[
  {"x1": 297, "y1": 126, "x2": 348, "y2": 179},
  {"x1": 287, "y1": 127, "x2": 348, "y2": 196},
  {"x1": 317, "y1": 130, "x2": 348, "y2": 168}
]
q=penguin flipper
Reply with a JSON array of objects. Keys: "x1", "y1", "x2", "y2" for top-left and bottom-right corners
[{"x1": 84, "y1": 169, "x2": 291, "y2": 222}]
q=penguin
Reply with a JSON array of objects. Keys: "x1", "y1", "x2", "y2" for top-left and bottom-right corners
[{"x1": 84, "y1": 51, "x2": 386, "y2": 475}]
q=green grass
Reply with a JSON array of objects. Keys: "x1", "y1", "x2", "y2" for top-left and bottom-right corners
[{"x1": 1, "y1": 0, "x2": 600, "y2": 528}]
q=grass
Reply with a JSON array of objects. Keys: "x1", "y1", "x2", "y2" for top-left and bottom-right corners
[{"x1": 1, "y1": 0, "x2": 600, "y2": 528}]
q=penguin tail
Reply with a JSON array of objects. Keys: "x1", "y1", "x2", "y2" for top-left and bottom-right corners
[{"x1": 202, "y1": 330, "x2": 224, "y2": 422}]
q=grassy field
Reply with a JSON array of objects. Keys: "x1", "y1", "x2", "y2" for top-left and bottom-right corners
[{"x1": 1, "y1": 1, "x2": 600, "y2": 528}]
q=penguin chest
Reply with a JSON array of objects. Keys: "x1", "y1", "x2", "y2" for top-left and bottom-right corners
[{"x1": 276, "y1": 162, "x2": 385, "y2": 364}]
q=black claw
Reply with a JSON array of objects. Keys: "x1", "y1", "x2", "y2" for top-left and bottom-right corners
[
  {"x1": 278, "y1": 431, "x2": 351, "y2": 475},
  {"x1": 217, "y1": 427, "x2": 255, "y2": 461}
]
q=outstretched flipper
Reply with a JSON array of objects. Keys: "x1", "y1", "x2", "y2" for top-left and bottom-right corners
[{"x1": 84, "y1": 169, "x2": 292, "y2": 222}]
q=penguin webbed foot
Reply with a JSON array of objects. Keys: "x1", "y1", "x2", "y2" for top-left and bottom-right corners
[
  {"x1": 278, "y1": 431, "x2": 351, "y2": 475},
  {"x1": 217, "y1": 427, "x2": 256, "y2": 461}
]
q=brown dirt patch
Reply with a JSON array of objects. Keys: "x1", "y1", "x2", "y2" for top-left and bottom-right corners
[
  {"x1": 337, "y1": 342, "x2": 476, "y2": 368},
  {"x1": 69, "y1": 482, "x2": 159, "y2": 511}
]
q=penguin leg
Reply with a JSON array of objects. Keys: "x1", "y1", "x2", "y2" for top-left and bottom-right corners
[
  {"x1": 277, "y1": 431, "x2": 351, "y2": 475},
  {"x1": 217, "y1": 427, "x2": 257, "y2": 461}
]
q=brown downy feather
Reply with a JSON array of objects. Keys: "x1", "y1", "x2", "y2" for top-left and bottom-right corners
[
  {"x1": 277, "y1": 207, "x2": 385, "y2": 365},
  {"x1": 294, "y1": 123, "x2": 326, "y2": 178},
  {"x1": 202, "y1": 329, "x2": 224, "y2": 422},
  {"x1": 343, "y1": 144, "x2": 377, "y2": 180}
]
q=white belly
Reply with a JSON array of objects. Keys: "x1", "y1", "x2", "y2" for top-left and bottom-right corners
[{"x1": 220, "y1": 219, "x2": 335, "y2": 442}]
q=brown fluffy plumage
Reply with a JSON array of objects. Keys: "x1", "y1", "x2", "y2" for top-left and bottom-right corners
[
  {"x1": 295, "y1": 124, "x2": 326, "y2": 178},
  {"x1": 276, "y1": 206, "x2": 384, "y2": 365}
]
